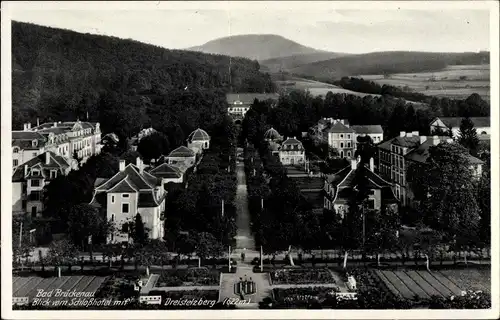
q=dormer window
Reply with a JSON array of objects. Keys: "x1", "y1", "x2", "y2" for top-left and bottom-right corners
[
  {"x1": 50, "y1": 170, "x2": 57, "y2": 179},
  {"x1": 32, "y1": 140, "x2": 38, "y2": 147},
  {"x1": 13, "y1": 148, "x2": 19, "y2": 153},
  {"x1": 32, "y1": 169, "x2": 40, "y2": 176}
]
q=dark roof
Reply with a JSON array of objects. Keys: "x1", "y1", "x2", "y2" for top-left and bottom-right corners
[
  {"x1": 95, "y1": 164, "x2": 160, "y2": 192},
  {"x1": 404, "y1": 137, "x2": 457, "y2": 163},
  {"x1": 281, "y1": 138, "x2": 304, "y2": 150},
  {"x1": 167, "y1": 146, "x2": 195, "y2": 158},
  {"x1": 392, "y1": 136, "x2": 421, "y2": 148},
  {"x1": 150, "y1": 163, "x2": 183, "y2": 179},
  {"x1": 12, "y1": 131, "x2": 47, "y2": 150},
  {"x1": 187, "y1": 128, "x2": 210, "y2": 142},
  {"x1": 326, "y1": 122, "x2": 355, "y2": 133},
  {"x1": 377, "y1": 139, "x2": 392, "y2": 151},
  {"x1": 351, "y1": 125, "x2": 383, "y2": 134},
  {"x1": 226, "y1": 93, "x2": 279, "y2": 105},
  {"x1": 264, "y1": 127, "x2": 281, "y2": 140},
  {"x1": 434, "y1": 117, "x2": 490, "y2": 128},
  {"x1": 12, "y1": 151, "x2": 70, "y2": 182},
  {"x1": 319, "y1": 118, "x2": 350, "y2": 126},
  {"x1": 107, "y1": 177, "x2": 138, "y2": 193}
]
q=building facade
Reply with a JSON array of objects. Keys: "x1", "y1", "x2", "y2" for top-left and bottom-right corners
[
  {"x1": 325, "y1": 120, "x2": 356, "y2": 159},
  {"x1": 90, "y1": 158, "x2": 166, "y2": 243},
  {"x1": 12, "y1": 151, "x2": 71, "y2": 217},
  {"x1": 323, "y1": 158, "x2": 398, "y2": 218},
  {"x1": 279, "y1": 137, "x2": 306, "y2": 165},
  {"x1": 377, "y1": 131, "x2": 483, "y2": 206},
  {"x1": 226, "y1": 93, "x2": 280, "y2": 122},
  {"x1": 164, "y1": 146, "x2": 197, "y2": 172},
  {"x1": 429, "y1": 117, "x2": 490, "y2": 138},
  {"x1": 351, "y1": 125, "x2": 384, "y2": 144}
]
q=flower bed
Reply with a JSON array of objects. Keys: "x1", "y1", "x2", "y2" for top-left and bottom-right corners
[
  {"x1": 270, "y1": 268, "x2": 335, "y2": 284},
  {"x1": 272, "y1": 287, "x2": 340, "y2": 308},
  {"x1": 155, "y1": 267, "x2": 220, "y2": 287}
]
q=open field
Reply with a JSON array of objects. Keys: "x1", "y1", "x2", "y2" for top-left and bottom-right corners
[
  {"x1": 274, "y1": 76, "x2": 427, "y2": 108},
  {"x1": 356, "y1": 65, "x2": 490, "y2": 101}
]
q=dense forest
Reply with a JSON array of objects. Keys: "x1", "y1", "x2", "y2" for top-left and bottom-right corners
[
  {"x1": 331, "y1": 77, "x2": 491, "y2": 116},
  {"x1": 11, "y1": 21, "x2": 275, "y2": 142}
]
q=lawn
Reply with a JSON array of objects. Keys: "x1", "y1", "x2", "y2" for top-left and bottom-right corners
[
  {"x1": 270, "y1": 268, "x2": 336, "y2": 285},
  {"x1": 154, "y1": 267, "x2": 220, "y2": 287},
  {"x1": 438, "y1": 268, "x2": 490, "y2": 294}
]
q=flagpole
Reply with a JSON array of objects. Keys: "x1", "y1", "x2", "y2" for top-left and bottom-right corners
[{"x1": 229, "y1": 246, "x2": 231, "y2": 272}]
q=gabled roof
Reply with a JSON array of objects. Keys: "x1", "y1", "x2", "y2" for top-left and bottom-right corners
[
  {"x1": 12, "y1": 151, "x2": 70, "y2": 182},
  {"x1": 150, "y1": 163, "x2": 183, "y2": 179},
  {"x1": 95, "y1": 164, "x2": 159, "y2": 192},
  {"x1": 432, "y1": 117, "x2": 490, "y2": 128},
  {"x1": 167, "y1": 146, "x2": 196, "y2": 158},
  {"x1": 326, "y1": 122, "x2": 355, "y2": 133},
  {"x1": 107, "y1": 176, "x2": 138, "y2": 193},
  {"x1": 405, "y1": 139, "x2": 484, "y2": 165},
  {"x1": 187, "y1": 128, "x2": 210, "y2": 142},
  {"x1": 392, "y1": 136, "x2": 421, "y2": 148},
  {"x1": 351, "y1": 125, "x2": 384, "y2": 134}
]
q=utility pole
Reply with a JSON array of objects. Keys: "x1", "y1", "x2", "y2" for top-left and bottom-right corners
[
  {"x1": 229, "y1": 246, "x2": 232, "y2": 272},
  {"x1": 260, "y1": 246, "x2": 263, "y2": 272}
]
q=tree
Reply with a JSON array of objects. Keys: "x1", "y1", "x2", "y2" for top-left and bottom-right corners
[
  {"x1": 364, "y1": 206, "x2": 399, "y2": 266},
  {"x1": 194, "y1": 232, "x2": 223, "y2": 267},
  {"x1": 406, "y1": 143, "x2": 481, "y2": 247},
  {"x1": 67, "y1": 204, "x2": 105, "y2": 249},
  {"x1": 476, "y1": 168, "x2": 490, "y2": 244},
  {"x1": 458, "y1": 117, "x2": 479, "y2": 156},
  {"x1": 354, "y1": 135, "x2": 376, "y2": 164},
  {"x1": 133, "y1": 213, "x2": 147, "y2": 245},
  {"x1": 137, "y1": 131, "x2": 170, "y2": 164},
  {"x1": 47, "y1": 240, "x2": 78, "y2": 274}
]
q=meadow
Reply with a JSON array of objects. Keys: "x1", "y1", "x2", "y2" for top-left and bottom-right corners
[{"x1": 356, "y1": 65, "x2": 490, "y2": 101}]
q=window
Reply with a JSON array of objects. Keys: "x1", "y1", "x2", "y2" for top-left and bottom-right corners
[
  {"x1": 13, "y1": 148, "x2": 19, "y2": 153},
  {"x1": 340, "y1": 134, "x2": 344, "y2": 139},
  {"x1": 13, "y1": 159, "x2": 19, "y2": 167},
  {"x1": 122, "y1": 194, "x2": 129, "y2": 198},
  {"x1": 111, "y1": 214, "x2": 115, "y2": 221},
  {"x1": 347, "y1": 151, "x2": 351, "y2": 157},
  {"x1": 481, "y1": 131, "x2": 487, "y2": 135},
  {"x1": 111, "y1": 195, "x2": 115, "y2": 203},
  {"x1": 32, "y1": 152, "x2": 37, "y2": 157},
  {"x1": 347, "y1": 142, "x2": 351, "y2": 148},
  {"x1": 50, "y1": 170, "x2": 57, "y2": 179},
  {"x1": 30, "y1": 179, "x2": 41, "y2": 187},
  {"x1": 340, "y1": 143, "x2": 344, "y2": 148},
  {"x1": 32, "y1": 140, "x2": 38, "y2": 147},
  {"x1": 347, "y1": 134, "x2": 351, "y2": 139},
  {"x1": 122, "y1": 203, "x2": 129, "y2": 213}
]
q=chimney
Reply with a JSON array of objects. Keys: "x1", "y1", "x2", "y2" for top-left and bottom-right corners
[
  {"x1": 340, "y1": 119, "x2": 344, "y2": 124},
  {"x1": 45, "y1": 152, "x2": 50, "y2": 165},
  {"x1": 399, "y1": 131, "x2": 406, "y2": 137},
  {"x1": 369, "y1": 157, "x2": 374, "y2": 172},
  {"x1": 119, "y1": 160, "x2": 126, "y2": 171},
  {"x1": 351, "y1": 159, "x2": 357, "y2": 170},
  {"x1": 53, "y1": 122, "x2": 57, "y2": 128},
  {"x1": 412, "y1": 131, "x2": 419, "y2": 137},
  {"x1": 420, "y1": 136, "x2": 427, "y2": 144},
  {"x1": 24, "y1": 165, "x2": 28, "y2": 177},
  {"x1": 432, "y1": 135, "x2": 440, "y2": 146},
  {"x1": 23, "y1": 123, "x2": 30, "y2": 131},
  {"x1": 136, "y1": 157, "x2": 143, "y2": 173},
  {"x1": 406, "y1": 132, "x2": 413, "y2": 138}
]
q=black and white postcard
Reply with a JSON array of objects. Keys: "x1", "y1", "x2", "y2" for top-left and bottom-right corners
[{"x1": 1, "y1": 1, "x2": 499, "y2": 319}]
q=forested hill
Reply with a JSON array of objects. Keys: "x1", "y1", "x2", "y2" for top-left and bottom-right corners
[{"x1": 12, "y1": 21, "x2": 275, "y2": 137}]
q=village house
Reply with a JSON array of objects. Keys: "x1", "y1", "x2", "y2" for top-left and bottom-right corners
[
  {"x1": 149, "y1": 163, "x2": 184, "y2": 186},
  {"x1": 164, "y1": 146, "x2": 197, "y2": 172},
  {"x1": 323, "y1": 157, "x2": 398, "y2": 218},
  {"x1": 278, "y1": 137, "x2": 306, "y2": 165},
  {"x1": 324, "y1": 120, "x2": 356, "y2": 159},
  {"x1": 429, "y1": 117, "x2": 490, "y2": 138},
  {"x1": 12, "y1": 151, "x2": 71, "y2": 217},
  {"x1": 377, "y1": 131, "x2": 483, "y2": 206},
  {"x1": 186, "y1": 128, "x2": 211, "y2": 154},
  {"x1": 90, "y1": 158, "x2": 166, "y2": 243},
  {"x1": 351, "y1": 125, "x2": 384, "y2": 144},
  {"x1": 226, "y1": 93, "x2": 280, "y2": 123}
]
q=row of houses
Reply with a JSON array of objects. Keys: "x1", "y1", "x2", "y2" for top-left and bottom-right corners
[
  {"x1": 264, "y1": 116, "x2": 488, "y2": 218},
  {"x1": 12, "y1": 122, "x2": 212, "y2": 243}
]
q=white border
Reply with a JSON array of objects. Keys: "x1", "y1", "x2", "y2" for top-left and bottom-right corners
[{"x1": 2, "y1": 1, "x2": 499, "y2": 319}]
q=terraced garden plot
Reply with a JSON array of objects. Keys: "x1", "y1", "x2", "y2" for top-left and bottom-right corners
[
  {"x1": 374, "y1": 269, "x2": 465, "y2": 300},
  {"x1": 12, "y1": 276, "x2": 108, "y2": 299},
  {"x1": 438, "y1": 269, "x2": 490, "y2": 294}
]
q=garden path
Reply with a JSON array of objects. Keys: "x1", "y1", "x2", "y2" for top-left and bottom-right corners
[{"x1": 234, "y1": 162, "x2": 255, "y2": 250}]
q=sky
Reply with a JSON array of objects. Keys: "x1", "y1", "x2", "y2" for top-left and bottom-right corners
[{"x1": 7, "y1": 2, "x2": 491, "y2": 54}]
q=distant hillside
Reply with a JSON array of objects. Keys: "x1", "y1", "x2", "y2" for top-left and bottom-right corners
[
  {"x1": 290, "y1": 51, "x2": 490, "y2": 80},
  {"x1": 188, "y1": 34, "x2": 329, "y2": 61},
  {"x1": 12, "y1": 22, "x2": 275, "y2": 135},
  {"x1": 260, "y1": 52, "x2": 349, "y2": 73}
]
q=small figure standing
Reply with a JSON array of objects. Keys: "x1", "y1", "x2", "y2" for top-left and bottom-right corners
[{"x1": 241, "y1": 252, "x2": 246, "y2": 262}]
